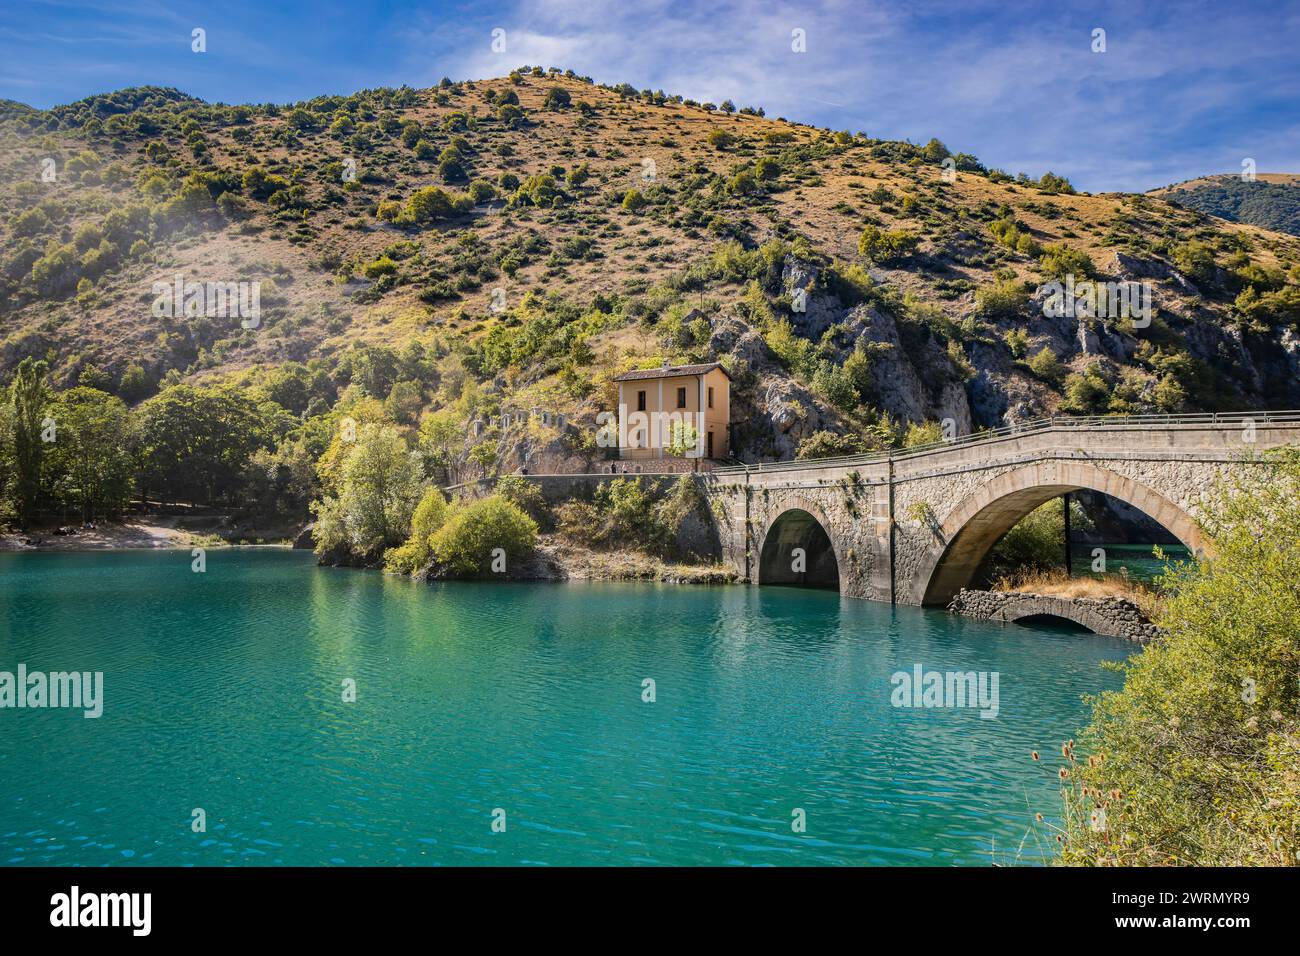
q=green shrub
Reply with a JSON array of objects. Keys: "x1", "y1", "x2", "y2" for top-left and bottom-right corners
[
  {"x1": 592, "y1": 478, "x2": 668, "y2": 553},
  {"x1": 384, "y1": 488, "x2": 449, "y2": 574},
  {"x1": 467, "y1": 179, "x2": 497, "y2": 203},
  {"x1": 902, "y1": 420, "x2": 944, "y2": 448},
  {"x1": 512, "y1": 174, "x2": 562, "y2": 207},
  {"x1": 495, "y1": 474, "x2": 552, "y2": 529},
  {"x1": 1171, "y1": 241, "x2": 1218, "y2": 286},
  {"x1": 857, "y1": 225, "x2": 919, "y2": 264},
  {"x1": 1058, "y1": 450, "x2": 1300, "y2": 865},
  {"x1": 242, "y1": 167, "x2": 290, "y2": 200},
  {"x1": 1060, "y1": 364, "x2": 1112, "y2": 414},
  {"x1": 1039, "y1": 243, "x2": 1096, "y2": 281},
  {"x1": 362, "y1": 257, "x2": 398, "y2": 279},
  {"x1": 797, "y1": 430, "x2": 867, "y2": 459},
  {"x1": 404, "y1": 186, "x2": 472, "y2": 224},
  {"x1": 1036, "y1": 171, "x2": 1075, "y2": 194},
  {"x1": 1027, "y1": 346, "x2": 1064, "y2": 385},
  {"x1": 1004, "y1": 328, "x2": 1029, "y2": 358},
  {"x1": 707, "y1": 129, "x2": 736, "y2": 150},
  {"x1": 974, "y1": 278, "x2": 1029, "y2": 318},
  {"x1": 429, "y1": 494, "x2": 538, "y2": 576}
]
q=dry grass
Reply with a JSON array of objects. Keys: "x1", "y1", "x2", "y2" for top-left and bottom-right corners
[
  {"x1": 6, "y1": 69, "x2": 1300, "y2": 421},
  {"x1": 992, "y1": 568, "x2": 1165, "y2": 618}
]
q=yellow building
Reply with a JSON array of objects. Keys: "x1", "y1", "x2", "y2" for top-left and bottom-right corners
[{"x1": 612, "y1": 362, "x2": 731, "y2": 461}]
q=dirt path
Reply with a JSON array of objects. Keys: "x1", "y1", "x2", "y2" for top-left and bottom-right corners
[{"x1": 0, "y1": 521, "x2": 192, "y2": 552}]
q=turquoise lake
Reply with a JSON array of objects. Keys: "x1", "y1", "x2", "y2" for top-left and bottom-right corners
[{"x1": 0, "y1": 549, "x2": 1131, "y2": 866}]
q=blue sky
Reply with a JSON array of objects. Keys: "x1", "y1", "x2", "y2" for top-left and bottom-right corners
[{"x1": 2, "y1": 0, "x2": 1298, "y2": 192}]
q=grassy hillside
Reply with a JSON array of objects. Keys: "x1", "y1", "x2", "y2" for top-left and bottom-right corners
[
  {"x1": 3, "y1": 66, "x2": 1300, "y2": 490},
  {"x1": 1152, "y1": 173, "x2": 1300, "y2": 238}
]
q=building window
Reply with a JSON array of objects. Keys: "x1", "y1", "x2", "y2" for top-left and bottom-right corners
[
  {"x1": 707, "y1": 386, "x2": 714, "y2": 409},
  {"x1": 676, "y1": 387, "x2": 687, "y2": 409},
  {"x1": 637, "y1": 390, "x2": 646, "y2": 412},
  {"x1": 707, "y1": 431, "x2": 714, "y2": 458}
]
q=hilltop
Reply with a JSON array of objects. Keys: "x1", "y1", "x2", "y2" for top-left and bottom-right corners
[
  {"x1": 1151, "y1": 173, "x2": 1300, "y2": 237},
  {"x1": 2, "y1": 66, "x2": 1300, "y2": 479}
]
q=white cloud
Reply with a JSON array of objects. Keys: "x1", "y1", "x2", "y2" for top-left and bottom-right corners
[{"x1": 396, "y1": 0, "x2": 1300, "y2": 191}]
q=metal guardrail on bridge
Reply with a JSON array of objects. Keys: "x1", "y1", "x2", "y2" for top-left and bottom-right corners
[{"x1": 713, "y1": 410, "x2": 1300, "y2": 475}]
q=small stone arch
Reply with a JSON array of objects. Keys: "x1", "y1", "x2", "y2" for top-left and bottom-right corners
[
  {"x1": 994, "y1": 595, "x2": 1113, "y2": 635},
  {"x1": 911, "y1": 460, "x2": 1206, "y2": 606},
  {"x1": 756, "y1": 498, "x2": 843, "y2": 590}
]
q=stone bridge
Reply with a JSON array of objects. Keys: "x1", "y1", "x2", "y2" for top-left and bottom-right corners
[{"x1": 703, "y1": 412, "x2": 1300, "y2": 607}]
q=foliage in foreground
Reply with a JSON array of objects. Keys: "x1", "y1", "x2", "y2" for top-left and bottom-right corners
[{"x1": 1052, "y1": 449, "x2": 1300, "y2": 865}]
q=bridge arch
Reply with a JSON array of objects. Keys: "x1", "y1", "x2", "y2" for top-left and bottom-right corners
[
  {"x1": 756, "y1": 499, "x2": 842, "y2": 590},
  {"x1": 910, "y1": 460, "x2": 1206, "y2": 606},
  {"x1": 993, "y1": 595, "x2": 1115, "y2": 635}
]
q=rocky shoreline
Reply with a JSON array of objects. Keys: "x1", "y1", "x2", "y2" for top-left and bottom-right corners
[{"x1": 406, "y1": 538, "x2": 739, "y2": 587}]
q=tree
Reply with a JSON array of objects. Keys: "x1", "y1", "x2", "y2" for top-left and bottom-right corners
[
  {"x1": 311, "y1": 423, "x2": 426, "y2": 561},
  {"x1": 384, "y1": 487, "x2": 449, "y2": 573},
  {"x1": 1060, "y1": 365, "x2": 1111, "y2": 414},
  {"x1": 1036, "y1": 171, "x2": 1075, "y2": 195},
  {"x1": 1058, "y1": 449, "x2": 1300, "y2": 865},
  {"x1": 983, "y1": 497, "x2": 1068, "y2": 580},
  {"x1": 1038, "y1": 243, "x2": 1096, "y2": 281},
  {"x1": 0, "y1": 395, "x2": 15, "y2": 524},
  {"x1": 404, "y1": 186, "x2": 471, "y2": 224},
  {"x1": 543, "y1": 86, "x2": 571, "y2": 110},
  {"x1": 242, "y1": 436, "x2": 316, "y2": 525},
  {"x1": 118, "y1": 363, "x2": 151, "y2": 402},
  {"x1": 428, "y1": 494, "x2": 537, "y2": 576},
  {"x1": 707, "y1": 129, "x2": 736, "y2": 150},
  {"x1": 139, "y1": 384, "x2": 272, "y2": 505},
  {"x1": 8, "y1": 358, "x2": 50, "y2": 528},
  {"x1": 263, "y1": 362, "x2": 313, "y2": 416},
  {"x1": 384, "y1": 380, "x2": 424, "y2": 425},
  {"x1": 921, "y1": 138, "x2": 950, "y2": 163},
  {"x1": 44, "y1": 387, "x2": 136, "y2": 521},
  {"x1": 857, "y1": 225, "x2": 919, "y2": 264},
  {"x1": 974, "y1": 278, "x2": 1029, "y2": 318},
  {"x1": 1171, "y1": 241, "x2": 1218, "y2": 286},
  {"x1": 417, "y1": 409, "x2": 462, "y2": 485},
  {"x1": 667, "y1": 421, "x2": 701, "y2": 457},
  {"x1": 1027, "y1": 347, "x2": 1064, "y2": 386}
]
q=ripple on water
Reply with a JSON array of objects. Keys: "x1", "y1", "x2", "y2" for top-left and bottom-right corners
[{"x1": 0, "y1": 550, "x2": 1129, "y2": 866}]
